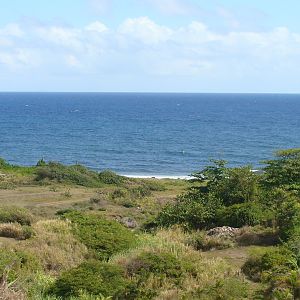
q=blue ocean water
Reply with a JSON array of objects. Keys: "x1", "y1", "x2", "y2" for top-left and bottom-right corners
[{"x1": 0, "y1": 93, "x2": 299, "y2": 176}]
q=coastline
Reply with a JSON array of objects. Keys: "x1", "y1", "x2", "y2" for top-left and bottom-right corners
[{"x1": 121, "y1": 174, "x2": 191, "y2": 180}]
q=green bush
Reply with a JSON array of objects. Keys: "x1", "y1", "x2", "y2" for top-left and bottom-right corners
[
  {"x1": 52, "y1": 260, "x2": 129, "y2": 298},
  {"x1": 125, "y1": 251, "x2": 194, "y2": 299},
  {"x1": 98, "y1": 170, "x2": 124, "y2": 185},
  {"x1": 262, "y1": 148, "x2": 300, "y2": 193},
  {"x1": 276, "y1": 197, "x2": 300, "y2": 241},
  {"x1": 0, "y1": 206, "x2": 33, "y2": 225},
  {"x1": 35, "y1": 162, "x2": 102, "y2": 187},
  {"x1": 0, "y1": 248, "x2": 41, "y2": 282},
  {"x1": 217, "y1": 202, "x2": 264, "y2": 228},
  {"x1": 155, "y1": 195, "x2": 221, "y2": 230},
  {"x1": 63, "y1": 211, "x2": 136, "y2": 260},
  {"x1": 242, "y1": 247, "x2": 297, "y2": 282},
  {"x1": 0, "y1": 158, "x2": 11, "y2": 169},
  {"x1": 126, "y1": 251, "x2": 188, "y2": 280}
]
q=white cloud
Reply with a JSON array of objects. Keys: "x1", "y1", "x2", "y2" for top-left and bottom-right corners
[
  {"x1": 1, "y1": 18, "x2": 300, "y2": 91},
  {"x1": 0, "y1": 23, "x2": 23, "y2": 37},
  {"x1": 119, "y1": 17, "x2": 173, "y2": 45},
  {"x1": 85, "y1": 21, "x2": 108, "y2": 33}
]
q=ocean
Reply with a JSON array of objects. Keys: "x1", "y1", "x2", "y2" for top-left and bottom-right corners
[{"x1": 0, "y1": 93, "x2": 299, "y2": 177}]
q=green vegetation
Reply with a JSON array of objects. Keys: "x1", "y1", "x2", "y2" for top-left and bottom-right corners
[
  {"x1": 0, "y1": 148, "x2": 300, "y2": 299},
  {"x1": 52, "y1": 261, "x2": 129, "y2": 298},
  {"x1": 62, "y1": 211, "x2": 137, "y2": 260}
]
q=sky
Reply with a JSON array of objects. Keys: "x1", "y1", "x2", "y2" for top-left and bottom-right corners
[{"x1": 1, "y1": 0, "x2": 300, "y2": 93}]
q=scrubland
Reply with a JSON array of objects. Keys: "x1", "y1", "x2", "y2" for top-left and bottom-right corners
[{"x1": 0, "y1": 149, "x2": 300, "y2": 299}]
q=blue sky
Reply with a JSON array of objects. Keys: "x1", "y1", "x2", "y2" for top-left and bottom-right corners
[{"x1": 1, "y1": 0, "x2": 300, "y2": 92}]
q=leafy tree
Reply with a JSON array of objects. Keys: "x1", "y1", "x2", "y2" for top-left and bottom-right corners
[{"x1": 263, "y1": 148, "x2": 300, "y2": 193}]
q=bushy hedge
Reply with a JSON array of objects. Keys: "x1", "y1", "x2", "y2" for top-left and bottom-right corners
[
  {"x1": 124, "y1": 251, "x2": 194, "y2": 299},
  {"x1": 155, "y1": 195, "x2": 221, "y2": 230},
  {"x1": 63, "y1": 211, "x2": 136, "y2": 260},
  {"x1": 217, "y1": 202, "x2": 265, "y2": 228},
  {"x1": 52, "y1": 260, "x2": 129, "y2": 298},
  {"x1": 35, "y1": 162, "x2": 102, "y2": 187},
  {"x1": 98, "y1": 170, "x2": 124, "y2": 185},
  {"x1": 0, "y1": 206, "x2": 33, "y2": 225},
  {"x1": 126, "y1": 251, "x2": 188, "y2": 280},
  {"x1": 242, "y1": 247, "x2": 297, "y2": 282}
]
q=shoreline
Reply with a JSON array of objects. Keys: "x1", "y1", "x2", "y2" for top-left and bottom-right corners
[{"x1": 121, "y1": 174, "x2": 192, "y2": 180}]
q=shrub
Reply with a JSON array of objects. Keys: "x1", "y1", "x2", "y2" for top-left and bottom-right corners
[
  {"x1": 63, "y1": 211, "x2": 136, "y2": 260},
  {"x1": 0, "y1": 206, "x2": 33, "y2": 225},
  {"x1": 35, "y1": 162, "x2": 102, "y2": 187},
  {"x1": 262, "y1": 148, "x2": 300, "y2": 192},
  {"x1": 186, "y1": 231, "x2": 234, "y2": 251},
  {"x1": 98, "y1": 170, "x2": 124, "y2": 185},
  {"x1": 126, "y1": 251, "x2": 187, "y2": 280},
  {"x1": 124, "y1": 250, "x2": 194, "y2": 298},
  {"x1": 0, "y1": 223, "x2": 33, "y2": 240},
  {"x1": 236, "y1": 226, "x2": 279, "y2": 246},
  {"x1": 0, "y1": 248, "x2": 41, "y2": 283},
  {"x1": 155, "y1": 195, "x2": 221, "y2": 230},
  {"x1": 276, "y1": 197, "x2": 300, "y2": 241},
  {"x1": 242, "y1": 247, "x2": 297, "y2": 282},
  {"x1": 51, "y1": 261, "x2": 129, "y2": 298},
  {"x1": 0, "y1": 158, "x2": 11, "y2": 169},
  {"x1": 217, "y1": 202, "x2": 264, "y2": 228}
]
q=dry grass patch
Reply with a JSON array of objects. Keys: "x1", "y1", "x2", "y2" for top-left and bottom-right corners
[
  {"x1": 18, "y1": 219, "x2": 88, "y2": 274},
  {"x1": 0, "y1": 223, "x2": 32, "y2": 240}
]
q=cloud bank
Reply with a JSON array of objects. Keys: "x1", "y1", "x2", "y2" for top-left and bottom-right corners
[{"x1": 1, "y1": 17, "x2": 300, "y2": 92}]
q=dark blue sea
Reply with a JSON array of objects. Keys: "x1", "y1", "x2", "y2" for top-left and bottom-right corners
[{"x1": 0, "y1": 93, "x2": 299, "y2": 176}]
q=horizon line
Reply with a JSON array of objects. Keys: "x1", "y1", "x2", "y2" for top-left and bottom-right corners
[{"x1": 1, "y1": 91, "x2": 300, "y2": 95}]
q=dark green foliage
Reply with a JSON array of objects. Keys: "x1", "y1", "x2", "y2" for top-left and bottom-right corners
[
  {"x1": 155, "y1": 194, "x2": 222, "y2": 230},
  {"x1": 191, "y1": 161, "x2": 258, "y2": 205},
  {"x1": 263, "y1": 148, "x2": 300, "y2": 193},
  {"x1": 217, "y1": 202, "x2": 265, "y2": 228},
  {"x1": 242, "y1": 247, "x2": 297, "y2": 282},
  {"x1": 0, "y1": 206, "x2": 33, "y2": 225},
  {"x1": 36, "y1": 158, "x2": 47, "y2": 166},
  {"x1": 276, "y1": 197, "x2": 300, "y2": 241},
  {"x1": 98, "y1": 170, "x2": 124, "y2": 184},
  {"x1": 35, "y1": 162, "x2": 102, "y2": 187},
  {"x1": 0, "y1": 248, "x2": 41, "y2": 282},
  {"x1": 0, "y1": 158, "x2": 11, "y2": 169},
  {"x1": 52, "y1": 260, "x2": 129, "y2": 298},
  {"x1": 126, "y1": 251, "x2": 187, "y2": 279},
  {"x1": 63, "y1": 211, "x2": 136, "y2": 260},
  {"x1": 214, "y1": 166, "x2": 259, "y2": 205}
]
